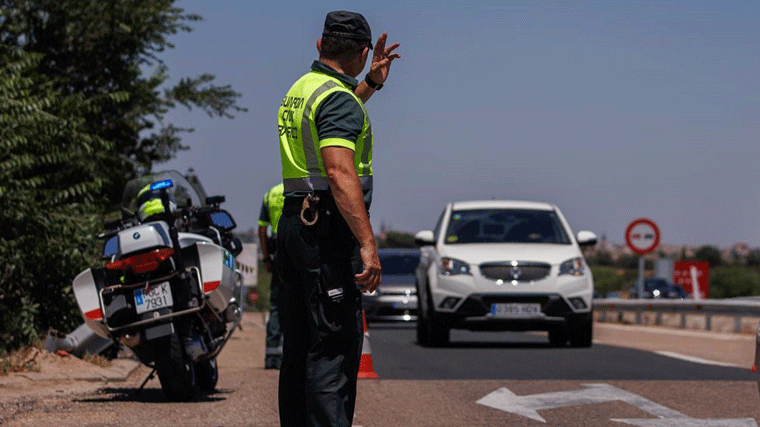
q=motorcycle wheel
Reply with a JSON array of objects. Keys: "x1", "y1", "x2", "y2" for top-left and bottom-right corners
[
  {"x1": 195, "y1": 357, "x2": 219, "y2": 392},
  {"x1": 155, "y1": 333, "x2": 196, "y2": 402}
]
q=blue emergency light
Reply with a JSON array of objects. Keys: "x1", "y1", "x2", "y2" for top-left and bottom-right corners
[{"x1": 150, "y1": 179, "x2": 174, "y2": 191}]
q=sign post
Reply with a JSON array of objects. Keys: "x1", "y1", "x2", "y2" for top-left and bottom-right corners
[{"x1": 625, "y1": 218, "x2": 661, "y2": 303}]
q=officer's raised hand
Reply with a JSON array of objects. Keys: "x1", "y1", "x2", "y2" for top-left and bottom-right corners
[{"x1": 366, "y1": 32, "x2": 400, "y2": 87}]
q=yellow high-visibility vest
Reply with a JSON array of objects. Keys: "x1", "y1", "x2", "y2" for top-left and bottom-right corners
[
  {"x1": 278, "y1": 71, "x2": 373, "y2": 193},
  {"x1": 258, "y1": 183, "x2": 284, "y2": 234}
]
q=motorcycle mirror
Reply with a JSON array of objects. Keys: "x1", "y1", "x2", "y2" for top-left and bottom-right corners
[
  {"x1": 104, "y1": 219, "x2": 122, "y2": 232},
  {"x1": 121, "y1": 207, "x2": 135, "y2": 220},
  {"x1": 206, "y1": 195, "x2": 225, "y2": 206}
]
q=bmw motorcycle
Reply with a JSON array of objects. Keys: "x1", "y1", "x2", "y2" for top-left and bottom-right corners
[{"x1": 72, "y1": 171, "x2": 243, "y2": 401}]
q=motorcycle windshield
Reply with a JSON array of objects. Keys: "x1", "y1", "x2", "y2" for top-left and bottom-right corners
[{"x1": 122, "y1": 170, "x2": 204, "y2": 211}]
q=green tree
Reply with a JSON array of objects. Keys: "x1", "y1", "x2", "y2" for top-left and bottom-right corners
[
  {"x1": 378, "y1": 231, "x2": 417, "y2": 248},
  {"x1": 0, "y1": 0, "x2": 245, "y2": 208},
  {"x1": 0, "y1": 0, "x2": 245, "y2": 351},
  {"x1": 694, "y1": 245, "x2": 723, "y2": 267},
  {"x1": 615, "y1": 254, "x2": 639, "y2": 270},
  {"x1": 0, "y1": 46, "x2": 115, "y2": 351},
  {"x1": 589, "y1": 266, "x2": 625, "y2": 297},
  {"x1": 588, "y1": 250, "x2": 614, "y2": 267},
  {"x1": 746, "y1": 249, "x2": 760, "y2": 267}
]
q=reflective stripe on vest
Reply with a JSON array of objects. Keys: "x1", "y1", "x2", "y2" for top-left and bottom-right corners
[{"x1": 278, "y1": 71, "x2": 373, "y2": 193}]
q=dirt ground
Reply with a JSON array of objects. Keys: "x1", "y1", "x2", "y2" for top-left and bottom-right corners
[{"x1": 0, "y1": 338, "x2": 142, "y2": 423}]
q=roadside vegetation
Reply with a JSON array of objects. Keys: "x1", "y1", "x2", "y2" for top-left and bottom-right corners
[
  {"x1": 0, "y1": 0, "x2": 244, "y2": 354},
  {"x1": 0, "y1": 346, "x2": 41, "y2": 375},
  {"x1": 587, "y1": 246, "x2": 760, "y2": 299}
]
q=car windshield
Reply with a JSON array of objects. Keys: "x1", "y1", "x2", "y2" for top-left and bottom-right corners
[
  {"x1": 122, "y1": 170, "x2": 203, "y2": 211},
  {"x1": 444, "y1": 209, "x2": 571, "y2": 244},
  {"x1": 379, "y1": 253, "x2": 420, "y2": 275}
]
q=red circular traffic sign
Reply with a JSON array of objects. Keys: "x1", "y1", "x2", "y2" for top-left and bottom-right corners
[{"x1": 625, "y1": 218, "x2": 660, "y2": 255}]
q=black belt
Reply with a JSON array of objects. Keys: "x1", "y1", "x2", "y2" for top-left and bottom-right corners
[
  {"x1": 283, "y1": 194, "x2": 333, "y2": 215},
  {"x1": 282, "y1": 194, "x2": 368, "y2": 215}
]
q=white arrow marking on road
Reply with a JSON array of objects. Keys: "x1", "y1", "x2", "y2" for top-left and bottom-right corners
[
  {"x1": 612, "y1": 419, "x2": 758, "y2": 426},
  {"x1": 477, "y1": 383, "x2": 757, "y2": 426}
]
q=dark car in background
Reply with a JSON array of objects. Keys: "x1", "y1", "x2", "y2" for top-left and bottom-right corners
[
  {"x1": 363, "y1": 248, "x2": 420, "y2": 323},
  {"x1": 629, "y1": 278, "x2": 689, "y2": 299}
]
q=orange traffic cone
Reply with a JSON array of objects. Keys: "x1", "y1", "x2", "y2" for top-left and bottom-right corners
[{"x1": 357, "y1": 309, "x2": 379, "y2": 379}]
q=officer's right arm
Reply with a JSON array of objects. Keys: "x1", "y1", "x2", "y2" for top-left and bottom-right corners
[{"x1": 322, "y1": 146, "x2": 382, "y2": 292}]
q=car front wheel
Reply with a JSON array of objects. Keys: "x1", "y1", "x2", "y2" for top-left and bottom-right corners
[
  {"x1": 422, "y1": 287, "x2": 449, "y2": 347},
  {"x1": 568, "y1": 313, "x2": 593, "y2": 348},
  {"x1": 416, "y1": 282, "x2": 429, "y2": 345}
]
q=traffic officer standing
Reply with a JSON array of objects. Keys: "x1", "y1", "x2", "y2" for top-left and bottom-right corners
[
  {"x1": 258, "y1": 182, "x2": 285, "y2": 369},
  {"x1": 275, "y1": 10, "x2": 400, "y2": 427}
]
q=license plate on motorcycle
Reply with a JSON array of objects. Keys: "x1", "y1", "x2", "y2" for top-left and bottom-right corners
[
  {"x1": 134, "y1": 282, "x2": 173, "y2": 314},
  {"x1": 490, "y1": 303, "x2": 541, "y2": 317}
]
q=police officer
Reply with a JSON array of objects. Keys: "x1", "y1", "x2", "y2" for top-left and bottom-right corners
[
  {"x1": 275, "y1": 10, "x2": 400, "y2": 427},
  {"x1": 258, "y1": 182, "x2": 285, "y2": 369}
]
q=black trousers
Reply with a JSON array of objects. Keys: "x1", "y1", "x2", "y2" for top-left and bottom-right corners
[
  {"x1": 275, "y1": 199, "x2": 363, "y2": 427},
  {"x1": 264, "y1": 250, "x2": 284, "y2": 368}
]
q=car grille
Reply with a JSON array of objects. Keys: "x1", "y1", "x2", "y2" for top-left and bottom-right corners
[{"x1": 479, "y1": 262, "x2": 551, "y2": 282}]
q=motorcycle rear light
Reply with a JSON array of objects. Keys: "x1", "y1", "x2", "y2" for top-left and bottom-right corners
[
  {"x1": 107, "y1": 248, "x2": 174, "y2": 274},
  {"x1": 203, "y1": 281, "x2": 221, "y2": 293},
  {"x1": 84, "y1": 308, "x2": 103, "y2": 320}
]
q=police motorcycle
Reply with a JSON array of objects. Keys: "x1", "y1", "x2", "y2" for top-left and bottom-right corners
[{"x1": 72, "y1": 170, "x2": 243, "y2": 401}]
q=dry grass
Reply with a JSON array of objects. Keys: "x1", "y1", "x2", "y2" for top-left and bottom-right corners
[
  {"x1": 0, "y1": 347, "x2": 41, "y2": 375},
  {"x1": 1, "y1": 343, "x2": 112, "y2": 376},
  {"x1": 81, "y1": 352, "x2": 112, "y2": 368}
]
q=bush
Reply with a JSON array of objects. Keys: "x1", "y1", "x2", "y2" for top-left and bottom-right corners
[
  {"x1": 709, "y1": 266, "x2": 760, "y2": 299},
  {"x1": 0, "y1": 201, "x2": 101, "y2": 353},
  {"x1": 590, "y1": 265, "x2": 635, "y2": 297}
]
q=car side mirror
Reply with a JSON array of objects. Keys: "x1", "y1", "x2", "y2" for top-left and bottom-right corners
[
  {"x1": 576, "y1": 230, "x2": 598, "y2": 247},
  {"x1": 414, "y1": 230, "x2": 436, "y2": 246}
]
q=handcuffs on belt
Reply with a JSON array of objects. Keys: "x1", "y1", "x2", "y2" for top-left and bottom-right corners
[{"x1": 300, "y1": 193, "x2": 320, "y2": 226}]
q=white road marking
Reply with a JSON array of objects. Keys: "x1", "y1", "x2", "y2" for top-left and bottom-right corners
[
  {"x1": 612, "y1": 419, "x2": 758, "y2": 426},
  {"x1": 477, "y1": 383, "x2": 757, "y2": 425},
  {"x1": 596, "y1": 323, "x2": 755, "y2": 341},
  {"x1": 654, "y1": 351, "x2": 741, "y2": 368}
]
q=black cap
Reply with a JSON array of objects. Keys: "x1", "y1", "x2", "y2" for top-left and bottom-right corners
[{"x1": 322, "y1": 11, "x2": 372, "y2": 49}]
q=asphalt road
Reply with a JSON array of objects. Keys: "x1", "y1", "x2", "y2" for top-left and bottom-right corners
[
  {"x1": 2, "y1": 313, "x2": 759, "y2": 426},
  {"x1": 368, "y1": 324, "x2": 754, "y2": 381}
]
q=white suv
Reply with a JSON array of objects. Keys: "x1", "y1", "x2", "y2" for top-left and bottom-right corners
[{"x1": 414, "y1": 200, "x2": 597, "y2": 347}]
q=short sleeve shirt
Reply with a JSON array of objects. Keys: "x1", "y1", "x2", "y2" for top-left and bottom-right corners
[{"x1": 310, "y1": 61, "x2": 365, "y2": 150}]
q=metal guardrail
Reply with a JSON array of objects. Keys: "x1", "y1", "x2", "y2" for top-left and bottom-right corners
[{"x1": 594, "y1": 298, "x2": 760, "y2": 333}]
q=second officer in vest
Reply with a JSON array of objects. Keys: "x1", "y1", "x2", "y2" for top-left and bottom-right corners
[
  {"x1": 258, "y1": 182, "x2": 285, "y2": 369},
  {"x1": 275, "y1": 10, "x2": 400, "y2": 427}
]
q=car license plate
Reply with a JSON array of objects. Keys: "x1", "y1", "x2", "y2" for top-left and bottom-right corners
[
  {"x1": 490, "y1": 303, "x2": 541, "y2": 317},
  {"x1": 134, "y1": 282, "x2": 173, "y2": 314}
]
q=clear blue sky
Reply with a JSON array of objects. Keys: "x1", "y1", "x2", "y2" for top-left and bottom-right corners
[{"x1": 158, "y1": 0, "x2": 760, "y2": 248}]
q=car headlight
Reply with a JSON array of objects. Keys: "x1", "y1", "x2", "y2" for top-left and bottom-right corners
[
  {"x1": 439, "y1": 257, "x2": 471, "y2": 276},
  {"x1": 559, "y1": 257, "x2": 585, "y2": 276}
]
